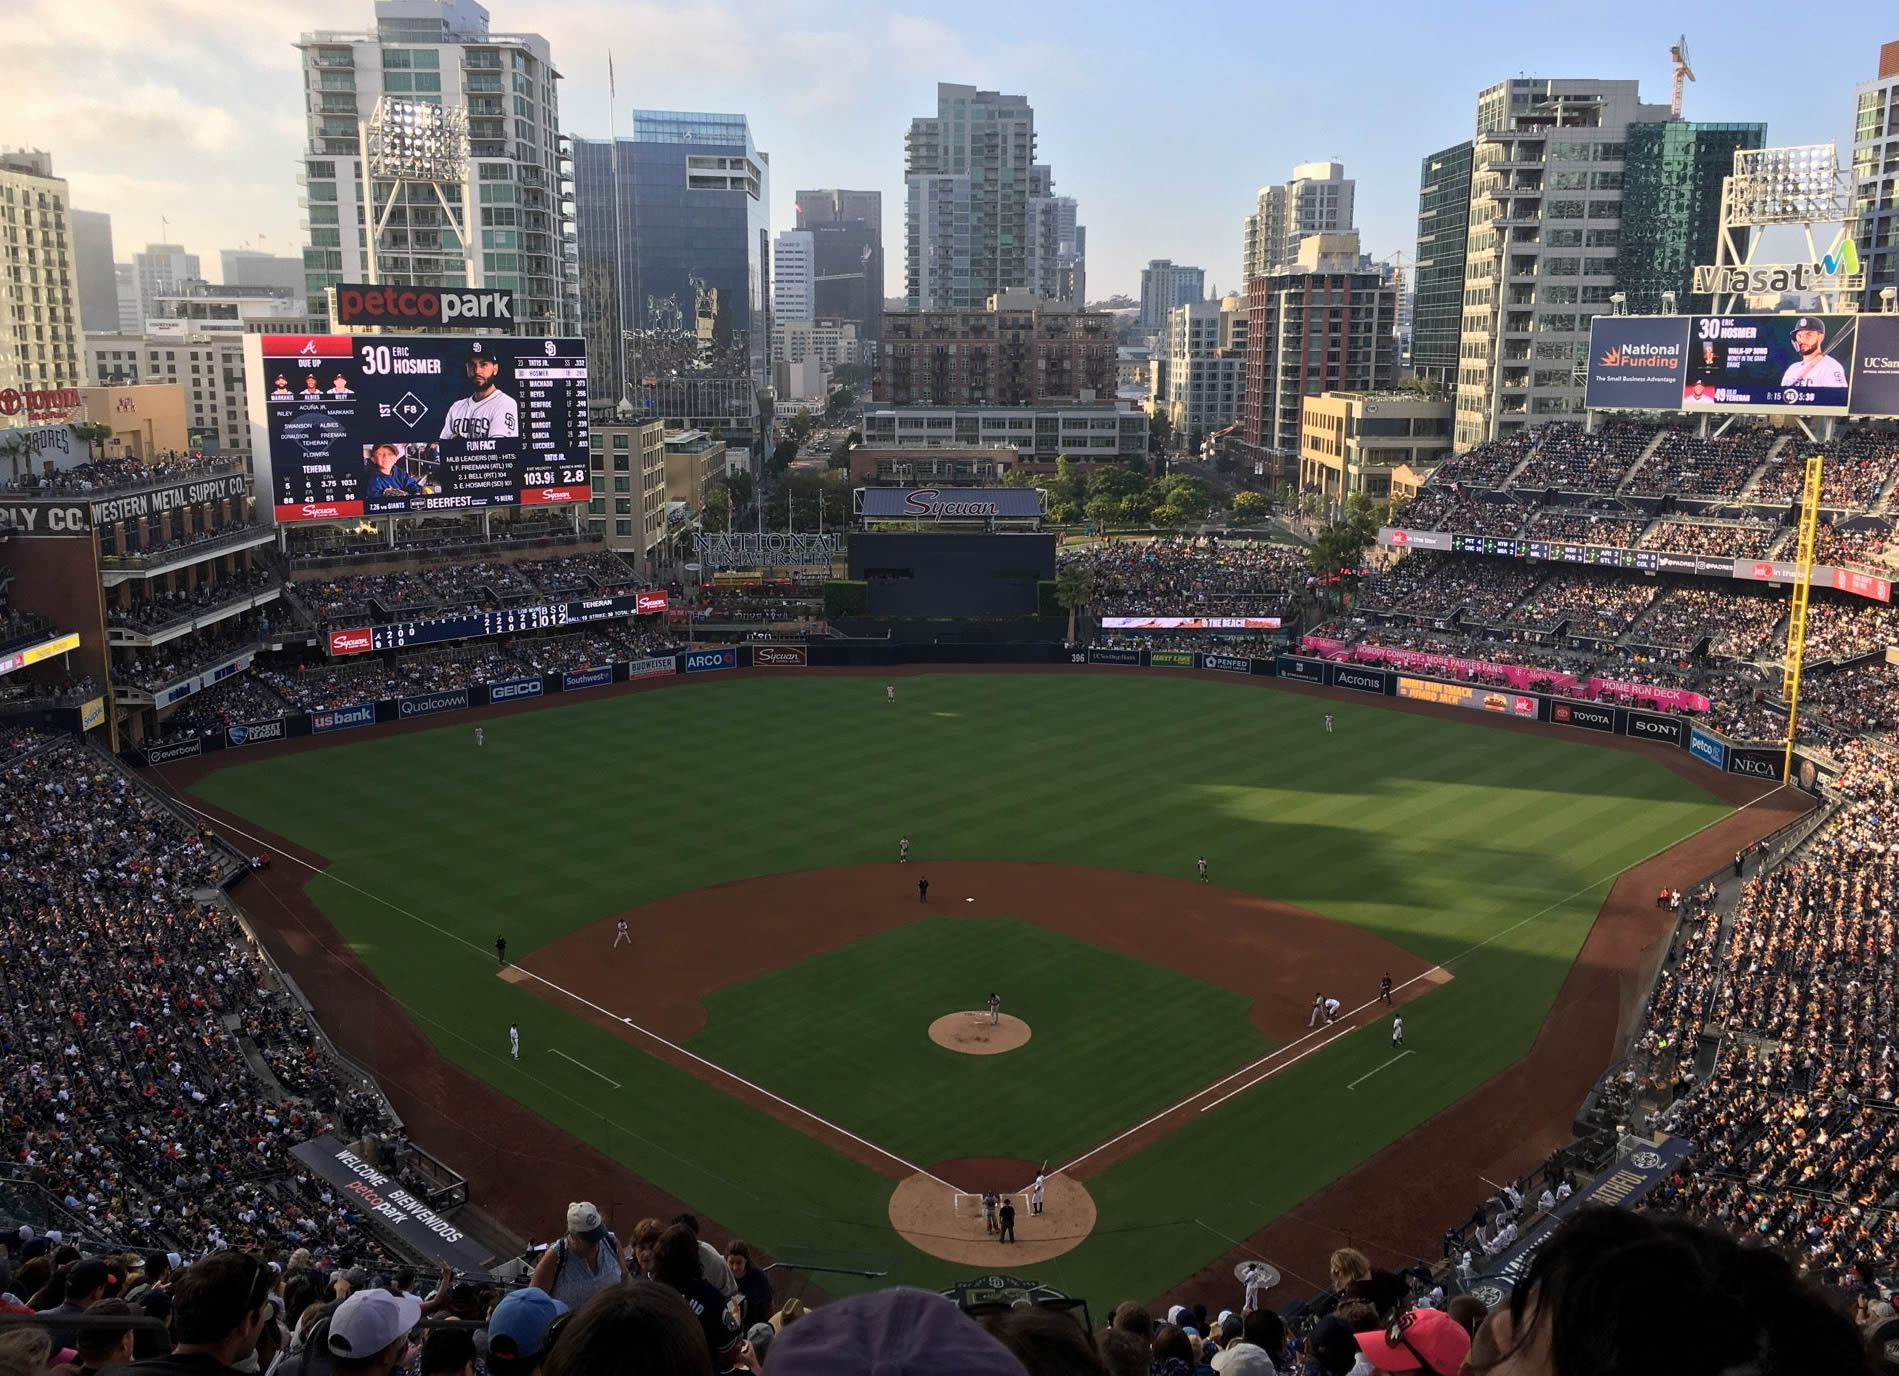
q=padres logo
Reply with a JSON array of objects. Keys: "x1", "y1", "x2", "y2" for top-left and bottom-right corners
[{"x1": 1631, "y1": 1150, "x2": 1663, "y2": 1170}]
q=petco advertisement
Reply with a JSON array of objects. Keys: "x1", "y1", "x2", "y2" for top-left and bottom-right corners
[{"x1": 1688, "y1": 724, "x2": 1729, "y2": 771}]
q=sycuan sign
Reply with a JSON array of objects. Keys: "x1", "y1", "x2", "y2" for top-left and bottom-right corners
[{"x1": 859, "y1": 487, "x2": 1044, "y2": 520}]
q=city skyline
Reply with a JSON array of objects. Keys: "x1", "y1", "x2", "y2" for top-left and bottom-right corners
[{"x1": 4, "y1": 0, "x2": 1871, "y2": 299}]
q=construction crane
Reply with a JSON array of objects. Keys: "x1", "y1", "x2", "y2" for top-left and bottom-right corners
[{"x1": 1670, "y1": 35, "x2": 1695, "y2": 118}]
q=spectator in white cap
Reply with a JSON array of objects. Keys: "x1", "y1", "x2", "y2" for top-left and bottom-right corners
[
  {"x1": 530, "y1": 1204, "x2": 621, "y2": 1313},
  {"x1": 325, "y1": 1288, "x2": 421, "y2": 1376}
]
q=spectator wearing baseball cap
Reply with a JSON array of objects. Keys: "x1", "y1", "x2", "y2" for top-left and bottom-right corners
[
  {"x1": 768, "y1": 1288, "x2": 1027, "y2": 1375},
  {"x1": 487, "y1": 1287, "x2": 569, "y2": 1375},
  {"x1": 1354, "y1": 1307, "x2": 1469, "y2": 1376},
  {"x1": 43, "y1": 1259, "x2": 112, "y2": 1348},
  {"x1": 529, "y1": 1204, "x2": 621, "y2": 1313},
  {"x1": 122, "y1": 1252, "x2": 277, "y2": 1376},
  {"x1": 325, "y1": 1289, "x2": 420, "y2": 1376}
]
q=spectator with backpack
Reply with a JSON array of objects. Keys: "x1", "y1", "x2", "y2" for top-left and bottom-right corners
[{"x1": 529, "y1": 1204, "x2": 622, "y2": 1313}]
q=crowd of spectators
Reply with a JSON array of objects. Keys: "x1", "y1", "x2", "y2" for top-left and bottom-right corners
[
  {"x1": 514, "y1": 552, "x2": 644, "y2": 594},
  {"x1": 1362, "y1": 554, "x2": 1541, "y2": 624},
  {"x1": 294, "y1": 554, "x2": 650, "y2": 631},
  {"x1": 285, "y1": 517, "x2": 586, "y2": 563},
  {"x1": 112, "y1": 622, "x2": 266, "y2": 693},
  {"x1": 1522, "y1": 506, "x2": 1648, "y2": 547},
  {"x1": 1508, "y1": 422, "x2": 1652, "y2": 491},
  {"x1": 292, "y1": 574, "x2": 438, "y2": 628},
  {"x1": 1797, "y1": 662, "x2": 1899, "y2": 741},
  {"x1": 100, "y1": 524, "x2": 265, "y2": 567},
  {"x1": 423, "y1": 562, "x2": 539, "y2": 609},
  {"x1": 0, "y1": 731, "x2": 397, "y2": 1262},
  {"x1": 1058, "y1": 538, "x2": 1311, "y2": 617},
  {"x1": 0, "y1": 581, "x2": 54, "y2": 653},
  {"x1": 0, "y1": 454, "x2": 235, "y2": 496},
  {"x1": 1751, "y1": 429, "x2": 1899, "y2": 508},
  {"x1": 259, "y1": 660, "x2": 392, "y2": 714},
  {"x1": 1629, "y1": 425, "x2": 1779, "y2": 498},
  {"x1": 106, "y1": 570, "x2": 282, "y2": 634},
  {"x1": 1631, "y1": 585, "x2": 1785, "y2": 657},
  {"x1": 150, "y1": 676, "x2": 295, "y2": 744},
  {"x1": 1798, "y1": 598, "x2": 1899, "y2": 661},
  {"x1": 1503, "y1": 569, "x2": 1658, "y2": 639},
  {"x1": 1639, "y1": 519, "x2": 1779, "y2": 559},
  {"x1": 1811, "y1": 520, "x2": 1894, "y2": 571},
  {"x1": 1427, "y1": 430, "x2": 1538, "y2": 487}
]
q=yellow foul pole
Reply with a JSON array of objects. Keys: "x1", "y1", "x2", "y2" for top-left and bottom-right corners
[{"x1": 1780, "y1": 455, "x2": 1823, "y2": 785}]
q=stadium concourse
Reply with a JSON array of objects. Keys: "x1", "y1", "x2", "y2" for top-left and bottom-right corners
[{"x1": 4, "y1": 422, "x2": 1899, "y2": 1373}]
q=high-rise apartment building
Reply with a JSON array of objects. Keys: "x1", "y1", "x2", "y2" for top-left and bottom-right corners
[
  {"x1": 294, "y1": 0, "x2": 574, "y2": 335},
  {"x1": 220, "y1": 249, "x2": 306, "y2": 296},
  {"x1": 1138, "y1": 260, "x2": 1205, "y2": 332},
  {"x1": 85, "y1": 332, "x2": 252, "y2": 457},
  {"x1": 113, "y1": 264, "x2": 140, "y2": 334},
  {"x1": 1027, "y1": 165, "x2": 1086, "y2": 306},
  {"x1": 905, "y1": 84, "x2": 1036, "y2": 310},
  {"x1": 0, "y1": 150, "x2": 83, "y2": 415},
  {"x1": 772, "y1": 230, "x2": 814, "y2": 322},
  {"x1": 794, "y1": 189, "x2": 883, "y2": 346},
  {"x1": 571, "y1": 111, "x2": 771, "y2": 396},
  {"x1": 1452, "y1": 78, "x2": 1672, "y2": 449},
  {"x1": 1854, "y1": 40, "x2": 1899, "y2": 307},
  {"x1": 1243, "y1": 162, "x2": 1356, "y2": 281},
  {"x1": 1232, "y1": 234, "x2": 1398, "y2": 482},
  {"x1": 132, "y1": 244, "x2": 200, "y2": 335},
  {"x1": 1411, "y1": 143, "x2": 1472, "y2": 389},
  {"x1": 1617, "y1": 121, "x2": 1766, "y2": 314},
  {"x1": 1162, "y1": 299, "x2": 1244, "y2": 437},
  {"x1": 70, "y1": 209, "x2": 119, "y2": 339},
  {"x1": 875, "y1": 291, "x2": 1116, "y2": 406}
]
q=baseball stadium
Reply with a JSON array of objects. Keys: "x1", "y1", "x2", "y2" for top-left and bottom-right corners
[{"x1": 3, "y1": 144, "x2": 1899, "y2": 1374}]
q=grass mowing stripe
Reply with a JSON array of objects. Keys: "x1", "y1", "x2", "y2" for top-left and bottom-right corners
[{"x1": 191, "y1": 674, "x2": 1732, "y2": 1298}]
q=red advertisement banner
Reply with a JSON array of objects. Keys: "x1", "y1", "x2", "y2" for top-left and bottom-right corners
[
  {"x1": 277, "y1": 501, "x2": 365, "y2": 522},
  {"x1": 520, "y1": 485, "x2": 591, "y2": 506},
  {"x1": 260, "y1": 336, "x2": 356, "y2": 359},
  {"x1": 329, "y1": 628, "x2": 374, "y2": 657},
  {"x1": 635, "y1": 591, "x2": 669, "y2": 614}
]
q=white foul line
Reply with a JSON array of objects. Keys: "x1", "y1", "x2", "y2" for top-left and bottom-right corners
[
  {"x1": 550, "y1": 1047, "x2": 621, "y2": 1088},
  {"x1": 158, "y1": 793, "x2": 956, "y2": 1193},
  {"x1": 1199, "y1": 1024, "x2": 1359, "y2": 1113},
  {"x1": 1347, "y1": 1049, "x2": 1414, "y2": 1091}
]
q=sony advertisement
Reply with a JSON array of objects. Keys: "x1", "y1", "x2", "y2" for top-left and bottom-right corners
[{"x1": 260, "y1": 335, "x2": 588, "y2": 521}]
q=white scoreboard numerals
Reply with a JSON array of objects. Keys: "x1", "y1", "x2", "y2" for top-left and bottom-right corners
[{"x1": 358, "y1": 344, "x2": 394, "y2": 375}]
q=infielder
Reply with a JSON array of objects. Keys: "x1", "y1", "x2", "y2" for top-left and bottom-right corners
[
  {"x1": 509, "y1": 1023, "x2": 520, "y2": 1060},
  {"x1": 1323, "y1": 996, "x2": 1341, "y2": 1025},
  {"x1": 1197, "y1": 856, "x2": 1209, "y2": 883},
  {"x1": 988, "y1": 992, "x2": 1001, "y2": 1026},
  {"x1": 613, "y1": 919, "x2": 631, "y2": 948},
  {"x1": 1392, "y1": 1016, "x2": 1404, "y2": 1048},
  {"x1": 1324, "y1": 714, "x2": 1334, "y2": 734},
  {"x1": 476, "y1": 727, "x2": 484, "y2": 747},
  {"x1": 1308, "y1": 993, "x2": 1325, "y2": 1028},
  {"x1": 899, "y1": 836, "x2": 910, "y2": 864}
]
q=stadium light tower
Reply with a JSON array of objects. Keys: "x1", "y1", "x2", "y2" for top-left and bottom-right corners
[
  {"x1": 1707, "y1": 145, "x2": 1864, "y2": 314},
  {"x1": 359, "y1": 97, "x2": 474, "y2": 294}
]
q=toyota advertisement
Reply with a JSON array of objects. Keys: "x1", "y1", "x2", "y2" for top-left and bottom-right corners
[{"x1": 257, "y1": 334, "x2": 588, "y2": 521}]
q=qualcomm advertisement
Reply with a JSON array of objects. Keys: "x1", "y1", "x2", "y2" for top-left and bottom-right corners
[
  {"x1": 684, "y1": 647, "x2": 737, "y2": 674},
  {"x1": 397, "y1": 688, "x2": 470, "y2": 719}
]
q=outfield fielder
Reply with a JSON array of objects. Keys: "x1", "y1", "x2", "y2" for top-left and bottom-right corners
[
  {"x1": 613, "y1": 919, "x2": 631, "y2": 948},
  {"x1": 899, "y1": 835, "x2": 910, "y2": 864},
  {"x1": 476, "y1": 727, "x2": 484, "y2": 747},
  {"x1": 1324, "y1": 714, "x2": 1334, "y2": 734},
  {"x1": 1392, "y1": 1015, "x2": 1404, "y2": 1048},
  {"x1": 886, "y1": 684, "x2": 895, "y2": 703},
  {"x1": 1197, "y1": 856, "x2": 1209, "y2": 883},
  {"x1": 509, "y1": 1023, "x2": 520, "y2": 1060}
]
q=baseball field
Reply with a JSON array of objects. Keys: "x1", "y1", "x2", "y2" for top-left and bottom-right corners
[{"x1": 183, "y1": 670, "x2": 1755, "y2": 1303}]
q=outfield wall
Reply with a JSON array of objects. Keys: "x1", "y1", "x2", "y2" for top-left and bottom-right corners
[{"x1": 128, "y1": 643, "x2": 1826, "y2": 789}]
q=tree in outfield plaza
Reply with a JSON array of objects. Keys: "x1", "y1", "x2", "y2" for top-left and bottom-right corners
[
  {"x1": 701, "y1": 484, "x2": 731, "y2": 532},
  {"x1": 1054, "y1": 561, "x2": 1093, "y2": 643},
  {"x1": 787, "y1": 472, "x2": 852, "y2": 530},
  {"x1": 1148, "y1": 410, "x2": 1174, "y2": 456},
  {"x1": 829, "y1": 430, "x2": 858, "y2": 469},
  {"x1": 768, "y1": 439, "x2": 798, "y2": 478},
  {"x1": 829, "y1": 362, "x2": 868, "y2": 389},
  {"x1": 722, "y1": 469, "x2": 755, "y2": 510},
  {"x1": 1149, "y1": 473, "x2": 1213, "y2": 524},
  {"x1": 825, "y1": 385, "x2": 855, "y2": 420},
  {"x1": 1232, "y1": 490, "x2": 1268, "y2": 521},
  {"x1": 1310, "y1": 491, "x2": 1381, "y2": 577},
  {"x1": 786, "y1": 407, "x2": 817, "y2": 444},
  {"x1": 1083, "y1": 465, "x2": 1148, "y2": 524}
]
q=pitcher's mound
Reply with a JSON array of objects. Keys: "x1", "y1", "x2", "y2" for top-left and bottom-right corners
[
  {"x1": 889, "y1": 1157, "x2": 1096, "y2": 1264},
  {"x1": 930, "y1": 1012, "x2": 1030, "y2": 1055}
]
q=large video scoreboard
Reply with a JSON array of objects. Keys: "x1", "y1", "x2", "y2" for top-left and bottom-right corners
[
  {"x1": 254, "y1": 334, "x2": 588, "y2": 522},
  {"x1": 1585, "y1": 313, "x2": 1899, "y2": 418}
]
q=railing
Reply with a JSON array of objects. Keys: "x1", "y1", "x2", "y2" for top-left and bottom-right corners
[{"x1": 101, "y1": 524, "x2": 274, "y2": 570}]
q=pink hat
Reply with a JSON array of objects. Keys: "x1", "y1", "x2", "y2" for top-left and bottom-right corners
[{"x1": 1355, "y1": 1308, "x2": 1471, "y2": 1376}]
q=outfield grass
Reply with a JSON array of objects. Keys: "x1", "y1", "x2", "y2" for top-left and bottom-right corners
[{"x1": 190, "y1": 673, "x2": 1733, "y2": 1299}]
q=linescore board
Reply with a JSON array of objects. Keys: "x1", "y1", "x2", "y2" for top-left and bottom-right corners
[{"x1": 258, "y1": 335, "x2": 588, "y2": 522}]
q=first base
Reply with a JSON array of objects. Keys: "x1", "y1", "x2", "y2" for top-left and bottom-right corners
[{"x1": 965, "y1": 897, "x2": 974, "y2": 903}]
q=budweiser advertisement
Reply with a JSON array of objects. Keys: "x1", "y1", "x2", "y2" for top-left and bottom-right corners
[{"x1": 258, "y1": 335, "x2": 588, "y2": 521}]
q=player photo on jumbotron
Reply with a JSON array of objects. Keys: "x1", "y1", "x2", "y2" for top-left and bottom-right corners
[
  {"x1": 440, "y1": 340, "x2": 519, "y2": 444},
  {"x1": 361, "y1": 441, "x2": 440, "y2": 509},
  {"x1": 1684, "y1": 314, "x2": 1855, "y2": 413}
]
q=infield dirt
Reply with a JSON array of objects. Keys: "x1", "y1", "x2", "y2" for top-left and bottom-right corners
[{"x1": 154, "y1": 665, "x2": 1810, "y2": 1306}]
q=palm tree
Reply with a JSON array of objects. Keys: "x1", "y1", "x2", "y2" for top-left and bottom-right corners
[{"x1": 1054, "y1": 563, "x2": 1093, "y2": 645}]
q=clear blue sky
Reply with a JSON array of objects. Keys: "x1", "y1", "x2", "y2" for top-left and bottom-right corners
[{"x1": 9, "y1": 0, "x2": 1880, "y2": 299}]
